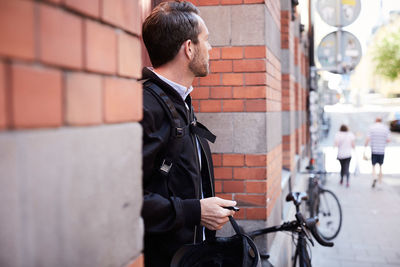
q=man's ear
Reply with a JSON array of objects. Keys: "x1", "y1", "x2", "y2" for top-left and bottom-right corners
[{"x1": 183, "y1": 39, "x2": 194, "y2": 60}]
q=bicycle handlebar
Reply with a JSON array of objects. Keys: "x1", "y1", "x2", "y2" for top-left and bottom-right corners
[{"x1": 305, "y1": 217, "x2": 334, "y2": 247}]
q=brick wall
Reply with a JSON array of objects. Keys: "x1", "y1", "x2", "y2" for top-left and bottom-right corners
[
  {"x1": 0, "y1": 0, "x2": 148, "y2": 266},
  {"x1": 281, "y1": 0, "x2": 310, "y2": 171},
  {"x1": 192, "y1": 0, "x2": 281, "y2": 229},
  {"x1": 194, "y1": 1, "x2": 283, "y2": 249}
]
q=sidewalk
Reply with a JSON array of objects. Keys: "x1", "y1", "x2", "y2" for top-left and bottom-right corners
[{"x1": 311, "y1": 173, "x2": 400, "y2": 267}]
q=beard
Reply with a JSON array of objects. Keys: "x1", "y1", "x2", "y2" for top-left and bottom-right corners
[{"x1": 189, "y1": 46, "x2": 209, "y2": 77}]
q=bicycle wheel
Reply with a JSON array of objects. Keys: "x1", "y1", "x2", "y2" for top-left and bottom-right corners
[{"x1": 311, "y1": 189, "x2": 342, "y2": 240}]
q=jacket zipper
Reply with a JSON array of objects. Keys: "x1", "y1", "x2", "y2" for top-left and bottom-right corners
[
  {"x1": 198, "y1": 140, "x2": 215, "y2": 196},
  {"x1": 184, "y1": 99, "x2": 202, "y2": 244}
]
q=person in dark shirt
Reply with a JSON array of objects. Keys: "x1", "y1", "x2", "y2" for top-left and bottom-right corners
[{"x1": 140, "y1": 2, "x2": 237, "y2": 266}]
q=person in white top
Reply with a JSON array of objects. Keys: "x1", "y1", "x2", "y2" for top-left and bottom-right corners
[
  {"x1": 334, "y1": 124, "x2": 355, "y2": 187},
  {"x1": 365, "y1": 117, "x2": 390, "y2": 188}
]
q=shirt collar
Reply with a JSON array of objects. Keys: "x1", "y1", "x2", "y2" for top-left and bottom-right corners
[{"x1": 150, "y1": 68, "x2": 193, "y2": 101}]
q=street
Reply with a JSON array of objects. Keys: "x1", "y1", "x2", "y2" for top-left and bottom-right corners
[{"x1": 311, "y1": 103, "x2": 400, "y2": 266}]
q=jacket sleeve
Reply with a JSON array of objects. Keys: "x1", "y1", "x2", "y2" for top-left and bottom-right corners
[{"x1": 140, "y1": 90, "x2": 201, "y2": 234}]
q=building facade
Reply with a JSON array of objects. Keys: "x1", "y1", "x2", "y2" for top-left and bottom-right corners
[
  {"x1": 0, "y1": 0, "x2": 310, "y2": 266},
  {"x1": 0, "y1": 0, "x2": 147, "y2": 266}
]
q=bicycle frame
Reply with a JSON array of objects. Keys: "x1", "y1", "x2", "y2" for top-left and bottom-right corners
[{"x1": 246, "y1": 192, "x2": 333, "y2": 267}]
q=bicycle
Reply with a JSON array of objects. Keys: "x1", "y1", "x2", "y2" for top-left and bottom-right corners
[
  {"x1": 247, "y1": 192, "x2": 334, "y2": 267},
  {"x1": 306, "y1": 170, "x2": 342, "y2": 241},
  {"x1": 171, "y1": 192, "x2": 334, "y2": 267}
]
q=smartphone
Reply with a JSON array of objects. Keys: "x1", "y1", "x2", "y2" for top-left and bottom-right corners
[{"x1": 223, "y1": 206, "x2": 240, "y2": 212}]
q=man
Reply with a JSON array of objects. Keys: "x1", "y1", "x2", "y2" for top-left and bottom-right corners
[
  {"x1": 140, "y1": 2, "x2": 237, "y2": 266},
  {"x1": 365, "y1": 117, "x2": 390, "y2": 188}
]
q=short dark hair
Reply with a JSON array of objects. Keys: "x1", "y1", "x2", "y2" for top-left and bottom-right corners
[
  {"x1": 142, "y1": 1, "x2": 200, "y2": 68},
  {"x1": 340, "y1": 124, "x2": 348, "y2": 132}
]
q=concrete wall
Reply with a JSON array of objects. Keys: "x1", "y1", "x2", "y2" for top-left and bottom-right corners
[{"x1": 0, "y1": 0, "x2": 150, "y2": 266}]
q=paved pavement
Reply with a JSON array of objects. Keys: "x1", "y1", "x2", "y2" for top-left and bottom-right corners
[{"x1": 311, "y1": 172, "x2": 400, "y2": 267}]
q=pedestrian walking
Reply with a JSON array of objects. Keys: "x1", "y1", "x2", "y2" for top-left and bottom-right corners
[
  {"x1": 334, "y1": 124, "x2": 355, "y2": 187},
  {"x1": 365, "y1": 117, "x2": 390, "y2": 188},
  {"x1": 140, "y1": 2, "x2": 237, "y2": 266}
]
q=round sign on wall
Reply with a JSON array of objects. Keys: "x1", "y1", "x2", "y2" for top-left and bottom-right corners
[
  {"x1": 317, "y1": 30, "x2": 362, "y2": 73},
  {"x1": 317, "y1": 0, "x2": 361, "y2": 27}
]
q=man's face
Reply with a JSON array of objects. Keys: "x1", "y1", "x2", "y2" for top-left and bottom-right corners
[{"x1": 189, "y1": 15, "x2": 212, "y2": 77}]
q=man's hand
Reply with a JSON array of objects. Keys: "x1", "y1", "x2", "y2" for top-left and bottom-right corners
[{"x1": 200, "y1": 197, "x2": 237, "y2": 230}]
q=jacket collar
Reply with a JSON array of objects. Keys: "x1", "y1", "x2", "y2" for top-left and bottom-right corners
[{"x1": 142, "y1": 67, "x2": 185, "y2": 104}]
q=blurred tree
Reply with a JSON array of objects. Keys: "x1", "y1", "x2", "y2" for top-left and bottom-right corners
[{"x1": 373, "y1": 29, "x2": 400, "y2": 81}]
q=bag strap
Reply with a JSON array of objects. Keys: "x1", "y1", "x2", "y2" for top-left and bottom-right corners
[
  {"x1": 144, "y1": 81, "x2": 189, "y2": 176},
  {"x1": 229, "y1": 216, "x2": 243, "y2": 236},
  {"x1": 229, "y1": 216, "x2": 260, "y2": 267},
  {"x1": 144, "y1": 80, "x2": 216, "y2": 177},
  {"x1": 190, "y1": 121, "x2": 216, "y2": 143}
]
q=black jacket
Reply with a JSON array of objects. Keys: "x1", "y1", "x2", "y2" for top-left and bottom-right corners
[{"x1": 140, "y1": 67, "x2": 216, "y2": 267}]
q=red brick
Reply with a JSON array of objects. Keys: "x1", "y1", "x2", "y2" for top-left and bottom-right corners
[
  {"x1": 233, "y1": 208, "x2": 245, "y2": 220},
  {"x1": 244, "y1": 46, "x2": 266, "y2": 59},
  {"x1": 85, "y1": 20, "x2": 117, "y2": 74},
  {"x1": 246, "y1": 207, "x2": 266, "y2": 220},
  {"x1": 245, "y1": 73, "x2": 266, "y2": 85},
  {"x1": 200, "y1": 100, "x2": 221, "y2": 112},
  {"x1": 233, "y1": 167, "x2": 266, "y2": 180},
  {"x1": 221, "y1": 47, "x2": 243, "y2": 59},
  {"x1": 222, "y1": 100, "x2": 244, "y2": 112},
  {"x1": 245, "y1": 154, "x2": 266, "y2": 167},
  {"x1": 39, "y1": 4, "x2": 83, "y2": 69},
  {"x1": 104, "y1": 77, "x2": 142, "y2": 123},
  {"x1": 233, "y1": 59, "x2": 266, "y2": 72},
  {"x1": 64, "y1": 0, "x2": 100, "y2": 18},
  {"x1": 214, "y1": 167, "x2": 232, "y2": 179},
  {"x1": 198, "y1": 73, "x2": 220, "y2": 86},
  {"x1": 246, "y1": 181, "x2": 266, "y2": 193},
  {"x1": 223, "y1": 154, "x2": 244, "y2": 166},
  {"x1": 221, "y1": 0, "x2": 242, "y2": 5},
  {"x1": 246, "y1": 99, "x2": 266, "y2": 112},
  {"x1": 126, "y1": 254, "x2": 144, "y2": 267},
  {"x1": 0, "y1": 0, "x2": 35, "y2": 60},
  {"x1": 266, "y1": 100, "x2": 281, "y2": 112},
  {"x1": 197, "y1": 0, "x2": 220, "y2": 5},
  {"x1": 210, "y1": 87, "x2": 232, "y2": 99},
  {"x1": 214, "y1": 181, "x2": 222, "y2": 193},
  {"x1": 209, "y1": 48, "x2": 220, "y2": 60},
  {"x1": 222, "y1": 73, "x2": 243, "y2": 86},
  {"x1": 0, "y1": 62, "x2": 6, "y2": 129},
  {"x1": 192, "y1": 87, "x2": 210, "y2": 99},
  {"x1": 235, "y1": 194, "x2": 266, "y2": 206},
  {"x1": 223, "y1": 181, "x2": 245, "y2": 193},
  {"x1": 11, "y1": 64, "x2": 62, "y2": 128},
  {"x1": 212, "y1": 153, "x2": 222, "y2": 166},
  {"x1": 186, "y1": 0, "x2": 199, "y2": 5},
  {"x1": 281, "y1": 40, "x2": 289, "y2": 49},
  {"x1": 210, "y1": 60, "x2": 232, "y2": 73},
  {"x1": 233, "y1": 86, "x2": 266, "y2": 99},
  {"x1": 118, "y1": 32, "x2": 141, "y2": 78},
  {"x1": 65, "y1": 72, "x2": 102, "y2": 125},
  {"x1": 102, "y1": 0, "x2": 141, "y2": 35}
]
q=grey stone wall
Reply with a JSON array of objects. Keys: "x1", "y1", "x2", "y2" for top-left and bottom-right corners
[
  {"x1": 197, "y1": 112, "x2": 282, "y2": 154},
  {"x1": 0, "y1": 124, "x2": 143, "y2": 267}
]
